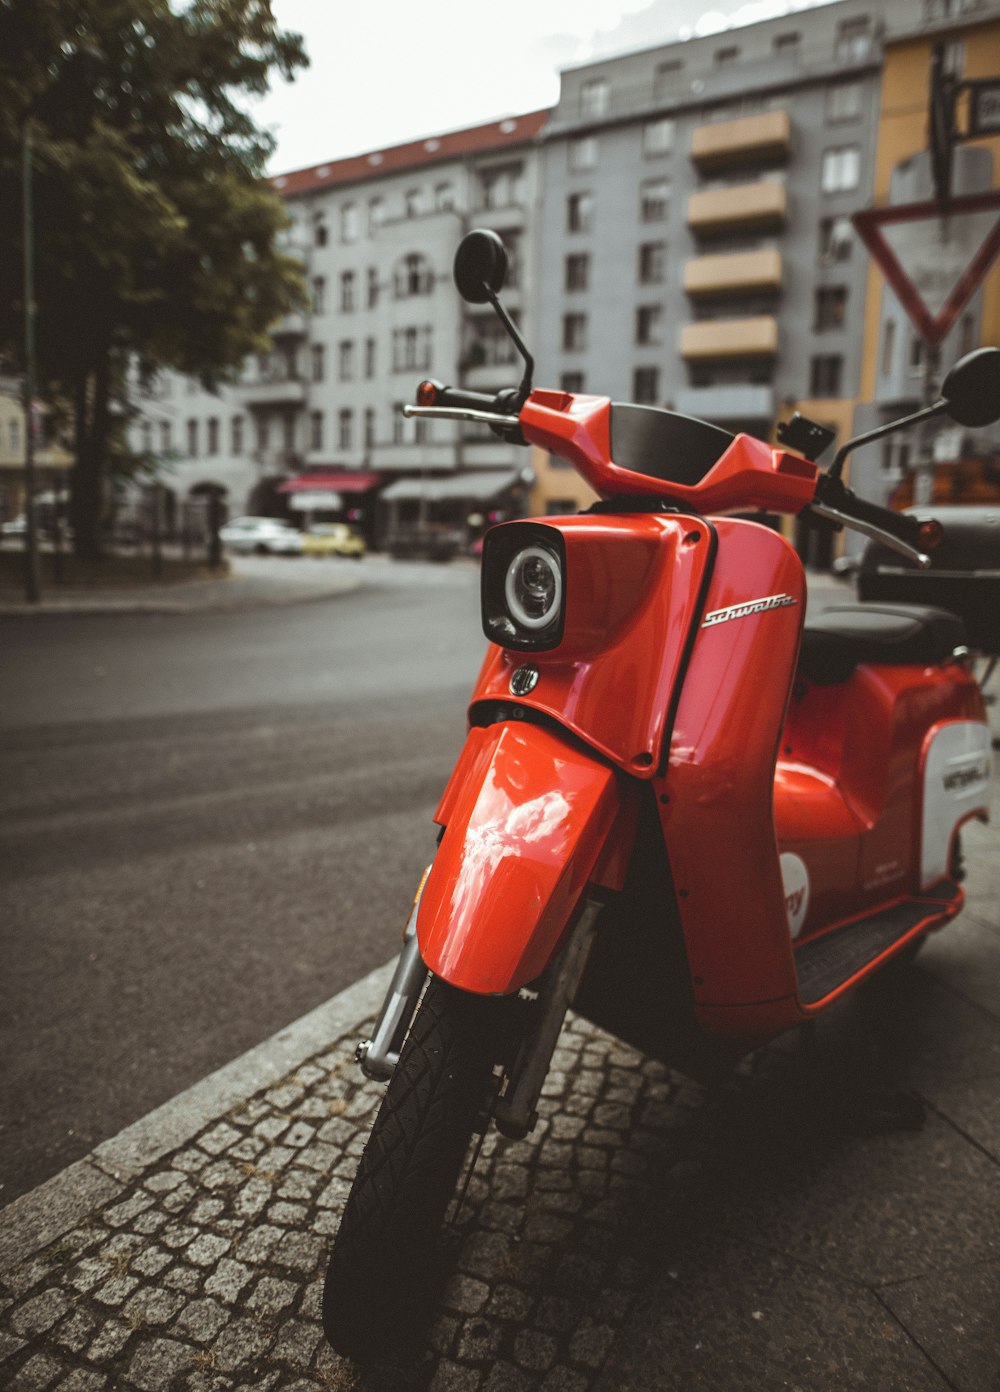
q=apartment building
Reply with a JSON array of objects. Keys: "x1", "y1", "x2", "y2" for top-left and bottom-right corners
[{"x1": 130, "y1": 111, "x2": 546, "y2": 554}]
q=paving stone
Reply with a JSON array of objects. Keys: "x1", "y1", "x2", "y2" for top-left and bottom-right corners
[
  {"x1": 539, "y1": 1372, "x2": 589, "y2": 1392},
  {"x1": 198, "y1": 1122, "x2": 242, "y2": 1155},
  {"x1": 189, "y1": 1198, "x2": 225, "y2": 1224},
  {"x1": 93, "y1": 1274, "x2": 140, "y2": 1307},
  {"x1": 481, "y1": 1361, "x2": 534, "y2": 1392},
  {"x1": 172, "y1": 1297, "x2": 230, "y2": 1343},
  {"x1": 122, "y1": 1286, "x2": 186, "y2": 1326},
  {"x1": 161, "y1": 1222, "x2": 199, "y2": 1250},
  {"x1": 270, "y1": 1317, "x2": 322, "y2": 1367},
  {"x1": 51, "y1": 1307, "x2": 96, "y2": 1353},
  {"x1": 283, "y1": 1121, "x2": 316, "y2": 1148},
  {"x1": 203, "y1": 1258, "x2": 253, "y2": 1303},
  {"x1": 133, "y1": 1209, "x2": 171, "y2": 1235},
  {"x1": 252, "y1": 1116, "x2": 290, "y2": 1142},
  {"x1": 145, "y1": 1170, "x2": 187, "y2": 1193},
  {"x1": 441, "y1": 1274, "x2": 490, "y2": 1315},
  {"x1": 103, "y1": 1192, "x2": 155, "y2": 1227},
  {"x1": 86, "y1": 1318, "x2": 133, "y2": 1362},
  {"x1": 7, "y1": 1351, "x2": 63, "y2": 1389},
  {"x1": 234, "y1": 1177, "x2": 273, "y2": 1218},
  {"x1": 264, "y1": 1081, "x2": 305, "y2": 1110},
  {"x1": 59, "y1": 1371, "x2": 107, "y2": 1392},
  {"x1": 429, "y1": 1359, "x2": 484, "y2": 1391},
  {"x1": 200, "y1": 1160, "x2": 244, "y2": 1190},
  {"x1": 9, "y1": 1289, "x2": 70, "y2": 1337},
  {"x1": 163, "y1": 1264, "x2": 203, "y2": 1294},
  {"x1": 514, "y1": 1328, "x2": 559, "y2": 1371},
  {"x1": 270, "y1": 1230, "x2": 323, "y2": 1272},
  {"x1": 0, "y1": 1329, "x2": 27, "y2": 1361},
  {"x1": 185, "y1": 1233, "x2": 232, "y2": 1267},
  {"x1": 126, "y1": 1336, "x2": 198, "y2": 1388},
  {"x1": 246, "y1": 1275, "x2": 298, "y2": 1315},
  {"x1": 162, "y1": 1182, "x2": 197, "y2": 1213},
  {"x1": 456, "y1": 1315, "x2": 503, "y2": 1360},
  {"x1": 268, "y1": 1200, "x2": 308, "y2": 1227},
  {"x1": 567, "y1": 1320, "x2": 615, "y2": 1367},
  {"x1": 172, "y1": 1148, "x2": 211, "y2": 1174},
  {"x1": 211, "y1": 1316, "x2": 273, "y2": 1371}
]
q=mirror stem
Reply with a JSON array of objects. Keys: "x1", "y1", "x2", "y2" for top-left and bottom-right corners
[
  {"x1": 485, "y1": 286, "x2": 534, "y2": 408},
  {"x1": 828, "y1": 398, "x2": 947, "y2": 481}
]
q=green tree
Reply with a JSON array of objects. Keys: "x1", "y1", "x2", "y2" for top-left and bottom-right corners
[{"x1": 0, "y1": 0, "x2": 308, "y2": 558}]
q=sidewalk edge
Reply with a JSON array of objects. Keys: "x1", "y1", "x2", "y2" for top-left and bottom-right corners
[{"x1": 0, "y1": 959, "x2": 394, "y2": 1275}]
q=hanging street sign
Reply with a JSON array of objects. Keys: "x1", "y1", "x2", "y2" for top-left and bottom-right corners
[
  {"x1": 853, "y1": 190, "x2": 1000, "y2": 346},
  {"x1": 968, "y1": 80, "x2": 1000, "y2": 138}
]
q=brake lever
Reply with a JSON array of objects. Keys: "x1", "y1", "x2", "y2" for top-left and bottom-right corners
[{"x1": 809, "y1": 501, "x2": 931, "y2": 569}]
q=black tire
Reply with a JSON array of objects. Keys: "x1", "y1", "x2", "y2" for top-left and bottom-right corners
[{"x1": 323, "y1": 975, "x2": 510, "y2": 1359}]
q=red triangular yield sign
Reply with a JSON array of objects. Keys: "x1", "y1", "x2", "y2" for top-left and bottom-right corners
[{"x1": 853, "y1": 190, "x2": 1000, "y2": 346}]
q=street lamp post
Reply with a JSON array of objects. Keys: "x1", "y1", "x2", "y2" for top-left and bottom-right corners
[{"x1": 21, "y1": 114, "x2": 41, "y2": 603}]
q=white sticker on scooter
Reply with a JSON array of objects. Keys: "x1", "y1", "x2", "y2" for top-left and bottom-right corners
[
  {"x1": 780, "y1": 853, "x2": 811, "y2": 939},
  {"x1": 921, "y1": 721, "x2": 991, "y2": 890}
]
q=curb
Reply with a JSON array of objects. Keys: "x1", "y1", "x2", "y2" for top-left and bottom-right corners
[{"x1": 0, "y1": 960, "x2": 393, "y2": 1276}]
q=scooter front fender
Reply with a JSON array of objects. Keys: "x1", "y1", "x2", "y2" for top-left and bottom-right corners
[{"x1": 417, "y1": 721, "x2": 629, "y2": 996}]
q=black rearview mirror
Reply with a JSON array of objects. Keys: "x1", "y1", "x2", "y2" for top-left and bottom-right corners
[
  {"x1": 940, "y1": 347, "x2": 1000, "y2": 427},
  {"x1": 453, "y1": 229, "x2": 508, "y2": 304}
]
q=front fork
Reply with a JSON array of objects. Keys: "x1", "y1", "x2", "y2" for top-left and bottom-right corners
[{"x1": 355, "y1": 883, "x2": 605, "y2": 1139}]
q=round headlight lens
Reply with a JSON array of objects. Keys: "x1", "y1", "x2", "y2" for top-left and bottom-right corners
[{"x1": 504, "y1": 545, "x2": 562, "y2": 630}]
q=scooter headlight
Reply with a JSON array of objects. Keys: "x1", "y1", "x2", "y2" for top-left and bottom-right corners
[{"x1": 482, "y1": 523, "x2": 566, "y2": 651}]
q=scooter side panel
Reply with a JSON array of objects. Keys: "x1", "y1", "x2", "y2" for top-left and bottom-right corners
[
  {"x1": 419, "y1": 722, "x2": 628, "y2": 996},
  {"x1": 919, "y1": 718, "x2": 991, "y2": 890},
  {"x1": 654, "y1": 518, "x2": 806, "y2": 1038}
]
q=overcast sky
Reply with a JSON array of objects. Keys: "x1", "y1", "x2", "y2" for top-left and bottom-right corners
[{"x1": 252, "y1": 0, "x2": 833, "y2": 175}]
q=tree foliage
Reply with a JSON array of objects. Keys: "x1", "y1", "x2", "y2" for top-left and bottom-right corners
[{"x1": 0, "y1": 0, "x2": 308, "y2": 556}]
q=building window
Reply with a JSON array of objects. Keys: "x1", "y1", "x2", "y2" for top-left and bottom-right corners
[
  {"x1": 715, "y1": 46, "x2": 739, "y2": 66},
  {"x1": 640, "y1": 178, "x2": 670, "y2": 222},
  {"x1": 562, "y1": 314, "x2": 587, "y2": 352},
  {"x1": 365, "y1": 338, "x2": 376, "y2": 378},
  {"x1": 814, "y1": 286, "x2": 847, "y2": 331},
  {"x1": 230, "y1": 416, "x2": 242, "y2": 454},
  {"x1": 827, "y1": 82, "x2": 863, "y2": 122},
  {"x1": 479, "y1": 163, "x2": 523, "y2": 210},
  {"x1": 338, "y1": 341, "x2": 355, "y2": 380},
  {"x1": 909, "y1": 337, "x2": 924, "y2": 376},
  {"x1": 773, "y1": 32, "x2": 800, "y2": 57},
  {"x1": 818, "y1": 215, "x2": 853, "y2": 263},
  {"x1": 809, "y1": 354, "x2": 843, "y2": 396},
  {"x1": 642, "y1": 118, "x2": 674, "y2": 158},
  {"x1": 312, "y1": 276, "x2": 326, "y2": 314},
  {"x1": 340, "y1": 271, "x2": 356, "y2": 312},
  {"x1": 635, "y1": 305, "x2": 663, "y2": 346},
  {"x1": 569, "y1": 137, "x2": 598, "y2": 172},
  {"x1": 310, "y1": 410, "x2": 323, "y2": 451},
  {"x1": 881, "y1": 320, "x2": 896, "y2": 376},
  {"x1": 364, "y1": 408, "x2": 375, "y2": 448},
  {"x1": 340, "y1": 203, "x2": 359, "y2": 243},
  {"x1": 311, "y1": 344, "x2": 325, "y2": 382},
  {"x1": 466, "y1": 318, "x2": 516, "y2": 368},
  {"x1": 160, "y1": 421, "x2": 172, "y2": 452},
  {"x1": 395, "y1": 253, "x2": 433, "y2": 297},
  {"x1": 314, "y1": 216, "x2": 328, "y2": 248},
  {"x1": 392, "y1": 406, "x2": 406, "y2": 446},
  {"x1": 565, "y1": 253, "x2": 590, "y2": 292},
  {"x1": 580, "y1": 78, "x2": 609, "y2": 118},
  {"x1": 820, "y1": 146, "x2": 860, "y2": 193},
  {"x1": 567, "y1": 191, "x2": 593, "y2": 234},
  {"x1": 282, "y1": 412, "x2": 296, "y2": 450},
  {"x1": 653, "y1": 59, "x2": 683, "y2": 97},
  {"x1": 560, "y1": 372, "x2": 585, "y2": 393},
  {"x1": 633, "y1": 367, "x2": 660, "y2": 403},
  {"x1": 435, "y1": 182, "x2": 454, "y2": 211},
  {"x1": 835, "y1": 17, "x2": 872, "y2": 62},
  {"x1": 368, "y1": 197, "x2": 385, "y2": 233},
  {"x1": 367, "y1": 268, "x2": 379, "y2": 308},
  {"x1": 187, "y1": 419, "x2": 198, "y2": 456},
  {"x1": 338, "y1": 409, "x2": 353, "y2": 451},
  {"x1": 638, "y1": 242, "x2": 666, "y2": 284},
  {"x1": 405, "y1": 187, "x2": 423, "y2": 218},
  {"x1": 392, "y1": 326, "x2": 431, "y2": 372},
  {"x1": 141, "y1": 421, "x2": 153, "y2": 453},
  {"x1": 207, "y1": 417, "x2": 219, "y2": 455}
]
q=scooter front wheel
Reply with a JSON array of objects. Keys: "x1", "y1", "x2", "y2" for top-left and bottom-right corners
[{"x1": 322, "y1": 974, "x2": 511, "y2": 1360}]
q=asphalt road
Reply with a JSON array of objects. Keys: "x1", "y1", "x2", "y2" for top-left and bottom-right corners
[{"x1": 0, "y1": 559, "x2": 487, "y2": 1208}]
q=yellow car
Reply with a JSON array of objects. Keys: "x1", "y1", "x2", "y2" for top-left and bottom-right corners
[{"x1": 301, "y1": 523, "x2": 366, "y2": 559}]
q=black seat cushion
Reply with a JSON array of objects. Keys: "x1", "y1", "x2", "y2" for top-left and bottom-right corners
[{"x1": 799, "y1": 604, "x2": 968, "y2": 685}]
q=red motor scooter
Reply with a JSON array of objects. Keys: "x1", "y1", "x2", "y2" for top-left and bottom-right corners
[{"x1": 323, "y1": 230, "x2": 998, "y2": 1357}]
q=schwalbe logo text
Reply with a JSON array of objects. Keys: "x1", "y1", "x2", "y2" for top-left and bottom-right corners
[{"x1": 702, "y1": 594, "x2": 798, "y2": 628}]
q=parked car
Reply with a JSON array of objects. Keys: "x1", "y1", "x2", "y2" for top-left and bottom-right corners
[
  {"x1": 218, "y1": 516, "x2": 303, "y2": 556},
  {"x1": 301, "y1": 523, "x2": 366, "y2": 559}
]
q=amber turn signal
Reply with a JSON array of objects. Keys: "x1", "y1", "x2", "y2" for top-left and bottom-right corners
[
  {"x1": 416, "y1": 380, "x2": 438, "y2": 407},
  {"x1": 917, "y1": 518, "x2": 944, "y2": 551}
]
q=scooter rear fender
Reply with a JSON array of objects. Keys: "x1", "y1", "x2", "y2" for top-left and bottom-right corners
[{"x1": 418, "y1": 721, "x2": 634, "y2": 996}]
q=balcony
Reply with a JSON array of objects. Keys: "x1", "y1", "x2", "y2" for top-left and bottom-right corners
[
  {"x1": 691, "y1": 111, "x2": 791, "y2": 172},
  {"x1": 270, "y1": 311, "x2": 308, "y2": 339},
  {"x1": 680, "y1": 317, "x2": 778, "y2": 362},
  {"x1": 684, "y1": 249, "x2": 783, "y2": 299},
  {"x1": 675, "y1": 385, "x2": 775, "y2": 423},
  {"x1": 687, "y1": 180, "x2": 787, "y2": 236},
  {"x1": 241, "y1": 377, "x2": 307, "y2": 409}
]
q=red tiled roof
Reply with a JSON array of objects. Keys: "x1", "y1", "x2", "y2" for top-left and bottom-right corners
[{"x1": 271, "y1": 109, "x2": 551, "y2": 199}]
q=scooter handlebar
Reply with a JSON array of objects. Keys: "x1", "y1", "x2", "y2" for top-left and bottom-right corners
[{"x1": 810, "y1": 474, "x2": 939, "y2": 569}]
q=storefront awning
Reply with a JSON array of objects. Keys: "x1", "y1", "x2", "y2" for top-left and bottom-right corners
[
  {"x1": 380, "y1": 469, "x2": 521, "y2": 504},
  {"x1": 278, "y1": 471, "x2": 381, "y2": 494}
]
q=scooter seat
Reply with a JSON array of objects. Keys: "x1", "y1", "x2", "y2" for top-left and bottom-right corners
[{"x1": 798, "y1": 604, "x2": 968, "y2": 685}]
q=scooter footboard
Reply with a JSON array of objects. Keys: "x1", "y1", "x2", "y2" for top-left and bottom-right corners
[{"x1": 417, "y1": 721, "x2": 629, "y2": 995}]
